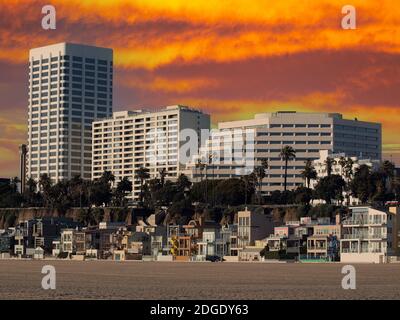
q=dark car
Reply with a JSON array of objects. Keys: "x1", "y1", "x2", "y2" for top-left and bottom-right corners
[{"x1": 206, "y1": 255, "x2": 223, "y2": 262}]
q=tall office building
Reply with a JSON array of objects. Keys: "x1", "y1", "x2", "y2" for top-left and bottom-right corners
[
  {"x1": 185, "y1": 111, "x2": 382, "y2": 194},
  {"x1": 27, "y1": 43, "x2": 113, "y2": 182},
  {"x1": 92, "y1": 105, "x2": 210, "y2": 200}
]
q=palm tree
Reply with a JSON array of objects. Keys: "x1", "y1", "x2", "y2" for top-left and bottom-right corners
[
  {"x1": 344, "y1": 158, "x2": 355, "y2": 181},
  {"x1": 115, "y1": 177, "x2": 133, "y2": 206},
  {"x1": 241, "y1": 174, "x2": 254, "y2": 206},
  {"x1": 248, "y1": 172, "x2": 258, "y2": 204},
  {"x1": 26, "y1": 177, "x2": 37, "y2": 193},
  {"x1": 83, "y1": 180, "x2": 93, "y2": 207},
  {"x1": 204, "y1": 154, "x2": 213, "y2": 206},
  {"x1": 195, "y1": 159, "x2": 205, "y2": 181},
  {"x1": 261, "y1": 158, "x2": 269, "y2": 178},
  {"x1": 70, "y1": 175, "x2": 84, "y2": 207},
  {"x1": 341, "y1": 157, "x2": 355, "y2": 206},
  {"x1": 280, "y1": 146, "x2": 296, "y2": 192},
  {"x1": 350, "y1": 164, "x2": 371, "y2": 204},
  {"x1": 176, "y1": 173, "x2": 192, "y2": 195},
  {"x1": 301, "y1": 159, "x2": 317, "y2": 188},
  {"x1": 381, "y1": 160, "x2": 395, "y2": 177},
  {"x1": 338, "y1": 157, "x2": 347, "y2": 175},
  {"x1": 100, "y1": 171, "x2": 115, "y2": 184},
  {"x1": 10, "y1": 177, "x2": 20, "y2": 193},
  {"x1": 336, "y1": 156, "x2": 348, "y2": 205},
  {"x1": 324, "y1": 157, "x2": 336, "y2": 176},
  {"x1": 135, "y1": 167, "x2": 150, "y2": 204},
  {"x1": 254, "y1": 159, "x2": 268, "y2": 204},
  {"x1": 25, "y1": 178, "x2": 37, "y2": 206},
  {"x1": 158, "y1": 168, "x2": 167, "y2": 187},
  {"x1": 393, "y1": 176, "x2": 400, "y2": 201},
  {"x1": 195, "y1": 159, "x2": 206, "y2": 203},
  {"x1": 39, "y1": 173, "x2": 52, "y2": 207},
  {"x1": 209, "y1": 153, "x2": 217, "y2": 206},
  {"x1": 380, "y1": 160, "x2": 395, "y2": 189}
]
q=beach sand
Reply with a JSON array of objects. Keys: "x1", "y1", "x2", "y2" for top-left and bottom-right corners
[{"x1": 0, "y1": 260, "x2": 399, "y2": 300}]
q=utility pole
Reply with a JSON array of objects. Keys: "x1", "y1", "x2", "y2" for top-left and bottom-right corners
[
  {"x1": 209, "y1": 153, "x2": 215, "y2": 208},
  {"x1": 19, "y1": 144, "x2": 27, "y2": 193}
]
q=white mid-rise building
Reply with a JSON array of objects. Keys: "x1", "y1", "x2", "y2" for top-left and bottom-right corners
[
  {"x1": 27, "y1": 43, "x2": 113, "y2": 182},
  {"x1": 185, "y1": 111, "x2": 381, "y2": 194},
  {"x1": 311, "y1": 150, "x2": 381, "y2": 179},
  {"x1": 310, "y1": 150, "x2": 381, "y2": 204},
  {"x1": 92, "y1": 105, "x2": 210, "y2": 200}
]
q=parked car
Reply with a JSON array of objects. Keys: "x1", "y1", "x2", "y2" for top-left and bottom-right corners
[{"x1": 206, "y1": 255, "x2": 223, "y2": 262}]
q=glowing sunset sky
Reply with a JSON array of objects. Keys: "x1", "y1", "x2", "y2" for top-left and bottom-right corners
[{"x1": 0, "y1": 0, "x2": 399, "y2": 177}]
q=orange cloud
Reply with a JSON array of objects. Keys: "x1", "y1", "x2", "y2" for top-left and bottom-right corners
[
  {"x1": 0, "y1": 0, "x2": 399, "y2": 175},
  {"x1": 1, "y1": 0, "x2": 400, "y2": 68},
  {"x1": 177, "y1": 96, "x2": 399, "y2": 144},
  {"x1": 123, "y1": 76, "x2": 218, "y2": 93},
  {"x1": 0, "y1": 113, "x2": 26, "y2": 177}
]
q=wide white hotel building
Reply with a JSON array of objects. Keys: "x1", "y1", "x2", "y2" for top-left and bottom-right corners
[
  {"x1": 92, "y1": 105, "x2": 210, "y2": 200},
  {"x1": 185, "y1": 111, "x2": 381, "y2": 194},
  {"x1": 27, "y1": 43, "x2": 113, "y2": 182}
]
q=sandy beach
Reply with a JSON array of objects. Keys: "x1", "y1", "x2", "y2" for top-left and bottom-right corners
[{"x1": 0, "y1": 260, "x2": 399, "y2": 300}]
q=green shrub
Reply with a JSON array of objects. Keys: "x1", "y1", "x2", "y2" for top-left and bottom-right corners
[
  {"x1": 5, "y1": 212, "x2": 16, "y2": 228},
  {"x1": 263, "y1": 250, "x2": 297, "y2": 260}
]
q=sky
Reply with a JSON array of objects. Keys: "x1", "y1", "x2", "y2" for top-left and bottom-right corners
[{"x1": 0, "y1": 0, "x2": 399, "y2": 177}]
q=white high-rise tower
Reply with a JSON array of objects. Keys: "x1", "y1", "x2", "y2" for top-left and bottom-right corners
[{"x1": 27, "y1": 43, "x2": 113, "y2": 182}]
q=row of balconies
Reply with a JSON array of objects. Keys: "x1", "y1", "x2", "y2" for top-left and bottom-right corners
[
  {"x1": 94, "y1": 122, "x2": 178, "y2": 131},
  {"x1": 94, "y1": 122, "x2": 178, "y2": 130},
  {"x1": 342, "y1": 233, "x2": 386, "y2": 240},
  {"x1": 342, "y1": 218, "x2": 386, "y2": 226},
  {"x1": 341, "y1": 248, "x2": 385, "y2": 254}
]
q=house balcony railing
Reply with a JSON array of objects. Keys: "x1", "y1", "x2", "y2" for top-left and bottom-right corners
[
  {"x1": 369, "y1": 234, "x2": 386, "y2": 240},
  {"x1": 342, "y1": 234, "x2": 368, "y2": 240},
  {"x1": 364, "y1": 249, "x2": 384, "y2": 253},
  {"x1": 342, "y1": 219, "x2": 386, "y2": 226},
  {"x1": 341, "y1": 248, "x2": 385, "y2": 254},
  {"x1": 307, "y1": 246, "x2": 327, "y2": 250},
  {"x1": 342, "y1": 219, "x2": 366, "y2": 226},
  {"x1": 341, "y1": 248, "x2": 359, "y2": 253},
  {"x1": 342, "y1": 234, "x2": 386, "y2": 240}
]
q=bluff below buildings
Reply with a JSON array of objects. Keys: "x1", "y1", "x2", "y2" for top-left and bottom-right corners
[
  {"x1": 0, "y1": 204, "x2": 343, "y2": 231},
  {"x1": 0, "y1": 207, "x2": 142, "y2": 229}
]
